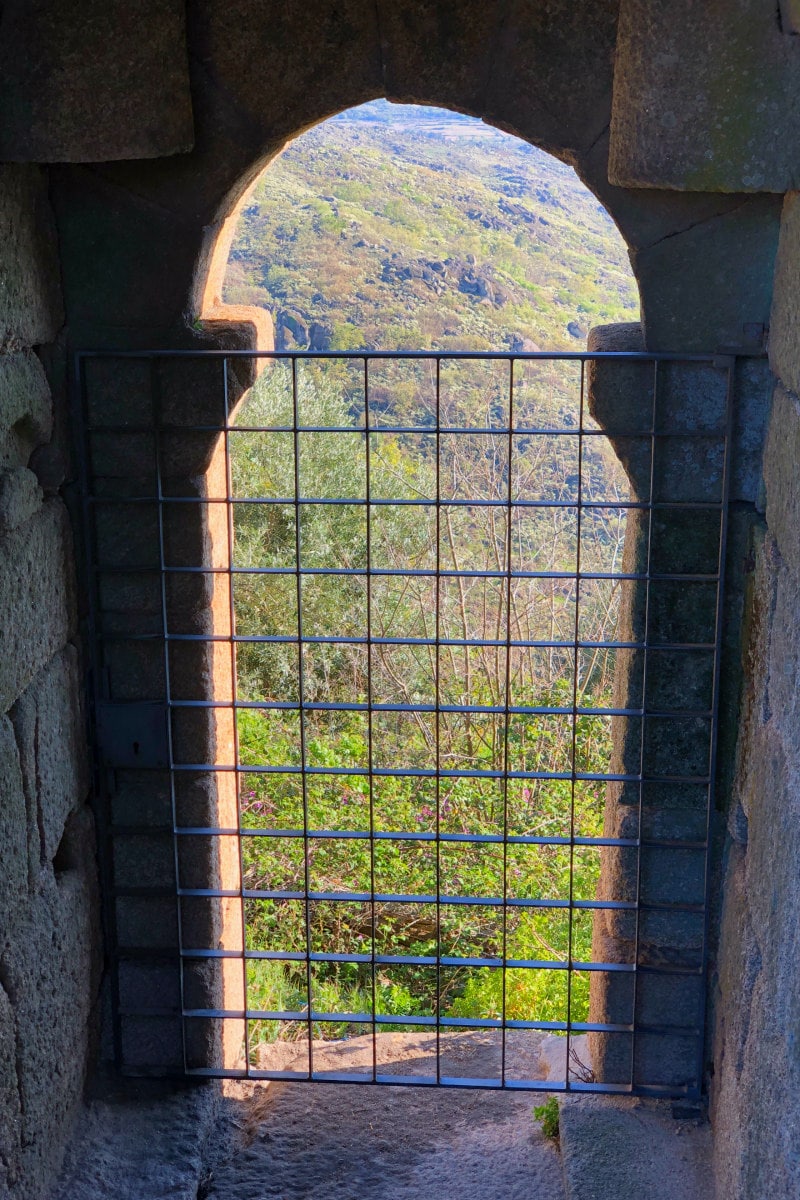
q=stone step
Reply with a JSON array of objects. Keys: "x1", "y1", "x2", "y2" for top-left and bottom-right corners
[{"x1": 558, "y1": 1096, "x2": 714, "y2": 1200}]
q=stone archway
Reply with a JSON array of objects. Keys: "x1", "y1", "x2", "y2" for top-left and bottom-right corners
[{"x1": 56, "y1": 0, "x2": 780, "y2": 1081}]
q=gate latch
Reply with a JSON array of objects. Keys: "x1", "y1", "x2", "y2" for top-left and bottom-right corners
[{"x1": 95, "y1": 702, "x2": 170, "y2": 768}]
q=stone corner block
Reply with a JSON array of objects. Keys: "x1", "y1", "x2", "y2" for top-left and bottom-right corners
[
  {"x1": 10, "y1": 643, "x2": 89, "y2": 871},
  {"x1": 0, "y1": 166, "x2": 64, "y2": 346},
  {"x1": 0, "y1": 714, "x2": 28, "y2": 938},
  {"x1": 609, "y1": 0, "x2": 800, "y2": 193},
  {"x1": 769, "y1": 191, "x2": 800, "y2": 397},
  {"x1": 0, "y1": 500, "x2": 75, "y2": 712},
  {"x1": 0, "y1": 350, "x2": 53, "y2": 469},
  {"x1": 0, "y1": 1, "x2": 193, "y2": 163}
]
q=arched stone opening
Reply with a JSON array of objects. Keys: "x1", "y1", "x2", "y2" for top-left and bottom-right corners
[
  {"x1": 57, "y1": 4, "x2": 780, "y2": 1088},
  {"x1": 196, "y1": 103, "x2": 644, "y2": 1071}
]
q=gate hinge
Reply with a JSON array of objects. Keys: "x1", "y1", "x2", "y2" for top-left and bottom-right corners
[{"x1": 95, "y1": 702, "x2": 170, "y2": 768}]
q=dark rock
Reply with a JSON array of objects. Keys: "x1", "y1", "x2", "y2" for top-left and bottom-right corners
[
  {"x1": 509, "y1": 335, "x2": 541, "y2": 353},
  {"x1": 278, "y1": 309, "x2": 309, "y2": 348},
  {"x1": 308, "y1": 322, "x2": 333, "y2": 352}
]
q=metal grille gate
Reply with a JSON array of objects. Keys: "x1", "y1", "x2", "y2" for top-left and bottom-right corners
[{"x1": 76, "y1": 349, "x2": 733, "y2": 1097}]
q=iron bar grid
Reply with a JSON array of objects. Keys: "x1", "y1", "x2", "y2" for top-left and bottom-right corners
[{"x1": 77, "y1": 349, "x2": 733, "y2": 1097}]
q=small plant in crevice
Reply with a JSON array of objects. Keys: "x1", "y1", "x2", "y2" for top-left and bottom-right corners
[{"x1": 533, "y1": 1097, "x2": 560, "y2": 1143}]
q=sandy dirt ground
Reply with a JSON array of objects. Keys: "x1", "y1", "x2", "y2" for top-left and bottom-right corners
[{"x1": 202, "y1": 1030, "x2": 567, "y2": 1200}]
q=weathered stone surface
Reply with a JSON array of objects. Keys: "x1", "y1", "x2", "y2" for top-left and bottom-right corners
[
  {"x1": 0, "y1": 981, "x2": 21, "y2": 1196},
  {"x1": 0, "y1": 468, "x2": 42, "y2": 534},
  {"x1": 9, "y1": 645, "x2": 88, "y2": 869},
  {"x1": 631, "y1": 196, "x2": 782, "y2": 352},
  {"x1": 0, "y1": 351, "x2": 53, "y2": 468},
  {"x1": 559, "y1": 1096, "x2": 713, "y2": 1200},
  {"x1": 586, "y1": 320, "x2": 741, "y2": 1089},
  {"x1": 483, "y1": 0, "x2": 617, "y2": 158},
  {"x1": 0, "y1": 501, "x2": 75, "y2": 712},
  {"x1": 109, "y1": 769, "x2": 172, "y2": 828},
  {"x1": 53, "y1": 1082, "x2": 219, "y2": 1200},
  {"x1": 761, "y1": 385, "x2": 800, "y2": 580},
  {"x1": 711, "y1": 384, "x2": 800, "y2": 1200},
  {"x1": 116, "y1": 897, "x2": 178, "y2": 951},
  {"x1": 609, "y1": 0, "x2": 800, "y2": 192},
  {"x1": 1, "y1": 824, "x2": 99, "y2": 1199},
  {"x1": 0, "y1": 0, "x2": 193, "y2": 162},
  {"x1": 577, "y1": 130, "x2": 760, "y2": 255},
  {"x1": 729, "y1": 357, "x2": 775, "y2": 504},
  {"x1": 192, "y1": 0, "x2": 381, "y2": 148},
  {"x1": 378, "y1": 1, "x2": 496, "y2": 116},
  {"x1": 769, "y1": 191, "x2": 800, "y2": 396},
  {"x1": 113, "y1": 833, "x2": 175, "y2": 891},
  {"x1": 120, "y1": 1017, "x2": 185, "y2": 1071},
  {"x1": 0, "y1": 717, "x2": 28, "y2": 951},
  {"x1": 587, "y1": 325, "x2": 766, "y2": 503},
  {"x1": 0, "y1": 167, "x2": 63, "y2": 347}
]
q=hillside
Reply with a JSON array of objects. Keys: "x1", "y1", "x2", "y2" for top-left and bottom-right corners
[
  {"x1": 224, "y1": 100, "x2": 639, "y2": 352},
  {"x1": 224, "y1": 102, "x2": 637, "y2": 1037}
]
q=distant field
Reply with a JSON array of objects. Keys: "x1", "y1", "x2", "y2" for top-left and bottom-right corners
[{"x1": 224, "y1": 100, "x2": 639, "y2": 354}]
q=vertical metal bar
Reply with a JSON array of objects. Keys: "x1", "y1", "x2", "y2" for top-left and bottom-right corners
[
  {"x1": 73, "y1": 352, "x2": 124, "y2": 1071},
  {"x1": 564, "y1": 360, "x2": 586, "y2": 1090},
  {"x1": 152, "y1": 356, "x2": 188, "y2": 1075},
  {"x1": 223, "y1": 358, "x2": 251, "y2": 1075},
  {"x1": 500, "y1": 358, "x2": 515, "y2": 1087},
  {"x1": 629, "y1": 359, "x2": 659, "y2": 1089},
  {"x1": 292, "y1": 358, "x2": 315, "y2": 1077},
  {"x1": 696, "y1": 356, "x2": 736, "y2": 1098},
  {"x1": 434, "y1": 356, "x2": 442, "y2": 1084},
  {"x1": 364, "y1": 356, "x2": 378, "y2": 1082}
]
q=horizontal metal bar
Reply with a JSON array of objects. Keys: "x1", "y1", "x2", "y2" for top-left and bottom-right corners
[
  {"x1": 121, "y1": 826, "x2": 704, "y2": 851},
  {"x1": 93, "y1": 562, "x2": 722, "y2": 583},
  {"x1": 177, "y1": 1068, "x2": 696, "y2": 1097},
  {"x1": 166, "y1": 887, "x2": 641, "y2": 911},
  {"x1": 166, "y1": 697, "x2": 713, "y2": 719},
  {"x1": 89, "y1": 494, "x2": 724, "y2": 511},
  {"x1": 77, "y1": 348, "x2": 730, "y2": 361},
  {"x1": 169, "y1": 763, "x2": 711, "y2": 785},
  {"x1": 115, "y1": 1007, "x2": 699, "y2": 1039},
  {"x1": 95, "y1": 631, "x2": 720, "y2": 653},
  {"x1": 228, "y1": 830, "x2": 646, "y2": 848},
  {"x1": 89, "y1": 421, "x2": 726, "y2": 438}
]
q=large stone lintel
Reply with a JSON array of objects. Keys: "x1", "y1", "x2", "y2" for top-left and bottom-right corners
[{"x1": 0, "y1": 0, "x2": 193, "y2": 163}]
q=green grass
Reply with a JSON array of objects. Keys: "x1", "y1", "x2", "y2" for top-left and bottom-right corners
[{"x1": 237, "y1": 693, "x2": 610, "y2": 1047}]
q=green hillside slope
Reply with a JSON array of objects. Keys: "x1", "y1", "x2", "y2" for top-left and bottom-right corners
[{"x1": 224, "y1": 100, "x2": 639, "y2": 352}]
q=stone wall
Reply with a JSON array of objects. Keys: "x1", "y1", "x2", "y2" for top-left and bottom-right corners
[
  {"x1": 0, "y1": 164, "x2": 100, "y2": 1197},
  {"x1": 0, "y1": 3, "x2": 799, "y2": 1197},
  {"x1": 711, "y1": 193, "x2": 800, "y2": 1200}
]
